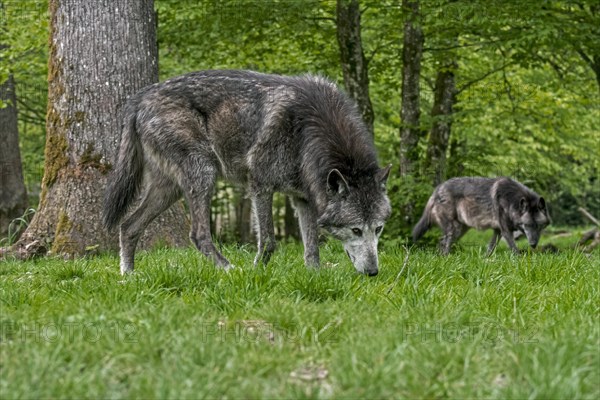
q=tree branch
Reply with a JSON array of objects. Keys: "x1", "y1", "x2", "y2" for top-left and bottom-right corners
[
  {"x1": 424, "y1": 40, "x2": 490, "y2": 53},
  {"x1": 16, "y1": 98, "x2": 45, "y2": 123},
  {"x1": 579, "y1": 207, "x2": 600, "y2": 227},
  {"x1": 457, "y1": 61, "x2": 514, "y2": 94},
  {"x1": 302, "y1": 16, "x2": 335, "y2": 23}
]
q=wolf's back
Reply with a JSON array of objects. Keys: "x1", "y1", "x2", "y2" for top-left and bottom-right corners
[{"x1": 102, "y1": 102, "x2": 144, "y2": 230}]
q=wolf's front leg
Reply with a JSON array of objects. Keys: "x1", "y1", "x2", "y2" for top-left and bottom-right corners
[
  {"x1": 499, "y1": 228, "x2": 520, "y2": 254},
  {"x1": 252, "y1": 192, "x2": 276, "y2": 266},
  {"x1": 486, "y1": 230, "x2": 501, "y2": 256},
  {"x1": 497, "y1": 208, "x2": 520, "y2": 254},
  {"x1": 189, "y1": 213, "x2": 232, "y2": 269},
  {"x1": 291, "y1": 197, "x2": 320, "y2": 268}
]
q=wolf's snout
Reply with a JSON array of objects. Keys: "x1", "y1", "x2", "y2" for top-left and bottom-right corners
[
  {"x1": 526, "y1": 234, "x2": 540, "y2": 248},
  {"x1": 344, "y1": 242, "x2": 379, "y2": 276}
]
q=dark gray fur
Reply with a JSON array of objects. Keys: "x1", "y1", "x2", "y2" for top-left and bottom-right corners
[
  {"x1": 412, "y1": 177, "x2": 550, "y2": 255},
  {"x1": 103, "y1": 70, "x2": 391, "y2": 275}
]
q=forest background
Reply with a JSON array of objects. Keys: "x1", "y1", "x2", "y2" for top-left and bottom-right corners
[{"x1": 1, "y1": 0, "x2": 598, "y2": 248}]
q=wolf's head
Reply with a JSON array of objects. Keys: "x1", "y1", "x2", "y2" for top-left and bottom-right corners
[
  {"x1": 516, "y1": 196, "x2": 550, "y2": 248},
  {"x1": 317, "y1": 165, "x2": 392, "y2": 276}
]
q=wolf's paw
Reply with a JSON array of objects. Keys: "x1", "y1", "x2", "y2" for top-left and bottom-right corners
[
  {"x1": 221, "y1": 263, "x2": 236, "y2": 272},
  {"x1": 120, "y1": 264, "x2": 134, "y2": 276}
]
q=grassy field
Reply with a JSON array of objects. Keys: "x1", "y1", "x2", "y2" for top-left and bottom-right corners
[{"x1": 1, "y1": 230, "x2": 598, "y2": 399}]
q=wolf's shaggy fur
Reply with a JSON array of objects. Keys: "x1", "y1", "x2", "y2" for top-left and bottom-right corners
[
  {"x1": 104, "y1": 70, "x2": 391, "y2": 275},
  {"x1": 413, "y1": 177, "x2": 550, "y2": 255}
]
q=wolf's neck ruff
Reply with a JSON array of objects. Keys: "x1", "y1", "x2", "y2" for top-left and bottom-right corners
[{"x1": 288, "y1": 77, "x2": 379, "y2": 212}]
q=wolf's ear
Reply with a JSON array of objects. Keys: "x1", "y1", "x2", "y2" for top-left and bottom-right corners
[
  {"x1": 520, "y1": 197, "x2": 529, "y2": 212},
  {"x1": 538, "y1": 197, "x2": 546, "y2": 211},
  {"x1": 327, "y1": 169, "x2": 350, "y2": 196},
  {"x1": 377, "y1": 164, "x2": 392, "y2": 190}
]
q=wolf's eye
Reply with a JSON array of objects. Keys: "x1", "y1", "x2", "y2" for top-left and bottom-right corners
[
  {"x1": 352, "y1": 228, "x2": 362, "y2": 236},
  {"x1": 375, "y1": 226, "x2": 383, "y2": 234}
]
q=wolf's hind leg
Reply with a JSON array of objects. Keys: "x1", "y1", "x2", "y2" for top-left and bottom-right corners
[
  {"x1": 119, "y1": 174, "x2": 181, "y2": 274},
  {"x1": 184, "y1": 165, "x2": 231, "y2": 269},
  {"x1": 291, "y1": 197, "x2": 320, "y2": 268},
  {"x1": 486, "y1": 229, "x2": 501, "y2": 256},
  {"x1": 251, "y1": 191, "x2": 276, "y2": 266},
  {"x1": 439, "y1": 230, "x2": 453, "y2": 255},
  {"x1": 440, "y1": 222, "x2": 466, "y2": 255}
]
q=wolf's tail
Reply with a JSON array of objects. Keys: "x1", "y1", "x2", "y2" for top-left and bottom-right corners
[
  {"x1": 103, "y1": 103, "x2": 144, "y2": 230},
  {"x1": 412, "y1": 197, "x2": 434, "y2": 243}
]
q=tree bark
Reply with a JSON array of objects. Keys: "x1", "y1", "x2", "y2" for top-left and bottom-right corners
[
  {"x1": 399, "y1": 0, "x2": 424, "y2": 177},
  {"x1": 13, "y1": 0, "x2": 188, "y2": 258},
  {"x1": 396, "y1": 0, "x2": 425, "y2": 231},
  {"x1": 336, "y1": 0, "x2": 374, "y2": 135},
  {"x1": 284, "y1": 196, "x2": 299, "y2": 240},
  {"x1": 425, "y1": 61, "x2": 457, "y2": 186},
  {"x1": 236, "y1": 192, "x2": 253, "y2": 244},
  {"x1": 0, "y1": 72, "x2": 28, "y2": 240}
]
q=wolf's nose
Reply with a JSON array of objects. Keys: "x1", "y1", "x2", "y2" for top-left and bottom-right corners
[{"x1": 366, "y1": 269, "x2": 378, "y2": 277}]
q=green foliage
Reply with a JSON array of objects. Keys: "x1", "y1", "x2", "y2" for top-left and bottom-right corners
[
  {"x1": 4, "y1": 0, "x2": 599, "y2": 237},
  {"x1": 1, "y1": 1, "x2": 48, "y2": 202},
  {"x1": 155, "y1": 1, "x2": 339, "y2": 78},
  {"x1": 381, "y1": 172, "x2": 433, "y2": 245},
  {"x1": 1, "y1": 240, "x2": 598, "y2": 398},
  {"x1": 411, "y1": 0, "x2": 600, "y2": 228},
  {"x1": 454, "y1": 57, "x2": 599, "y2": 225}
]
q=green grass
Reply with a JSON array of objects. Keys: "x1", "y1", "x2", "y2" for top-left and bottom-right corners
[{"x1": 1, "y1": 231, "x2": 598, "y2": 399}]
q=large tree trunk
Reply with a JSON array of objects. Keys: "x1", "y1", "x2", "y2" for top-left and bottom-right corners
[
  {"x1": 425, "y1": 61, "x2": 457, "y2": 186},
  {"x1": 0, "y1": 72, "x2": 28, "y2": 240},
  {"x1": 13, "y1": 0, "x2": 188, "y2": 258},
  {"x1": 336, "y1": 0, "x2": 374, "y2": 135},
  {"x1": 399, "y1": 0, "x2": 424, "y2": 177}
]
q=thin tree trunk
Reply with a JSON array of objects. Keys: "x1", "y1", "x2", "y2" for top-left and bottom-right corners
[
  {"x1": 0, "y1": 72, "x2": 28, "y2": 240},
  {"x1": 448, "y1": 135, "x2": 466, "y2": 177},
  {"x1": 284, "y1": 196, "x2": 299, "y2": 240},
  {"x1": 425, "y1": 61, "x2": 457, "y2": 186},
  {"x1": 336, "y1": 0, "x2": 374, "y2": 135},
  {"x1": 0, "y1": 1, "x2": 28, "y2": 240},
  {"x1": 236, "y1": 190, "x2": 253, "y2": 244},
  {"x1": 397, "y1": 0, "x2": 425, "y2": 231},
  {"x1": 399, "y1": 0, "x2": 424, "y2": 177},
  {"x1": 13, "y1": 0, "x2": 188, "y2": 258}
]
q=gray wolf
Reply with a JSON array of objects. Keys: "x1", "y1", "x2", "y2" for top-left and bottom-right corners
[
  {"x1": 412, "y1": 177, "x2": 550, "y2": 255},
  {"x1": 103, "y1": 70, "x2": 391, "y2": 275}
]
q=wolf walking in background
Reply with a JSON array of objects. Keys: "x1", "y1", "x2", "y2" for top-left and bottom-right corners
[
  {"x1": 412, "y1": 177, "x2": 550, "y2": 255},
  {"x1": 103, "y1": 70, "x2": 391, "y2": 276}
]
